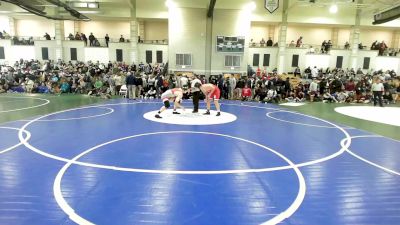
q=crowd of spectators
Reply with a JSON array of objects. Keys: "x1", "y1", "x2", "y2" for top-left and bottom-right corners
[
  {"x1": 0, "y1": 59, "x2": 168, "y2": 98},
  {"x1": 0, "y1": 59, "x2": 398, "y2": 106}
]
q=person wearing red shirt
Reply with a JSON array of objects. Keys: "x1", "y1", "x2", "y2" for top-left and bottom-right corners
[{"x1": 241, "y1": 85, "x2": 252, "y2": 101}]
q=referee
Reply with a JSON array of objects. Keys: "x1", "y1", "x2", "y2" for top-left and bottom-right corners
[
  {"x1": 371, "y1": 77, "x2": 384, "y2": 107},
  {"x1": 190, "y1": 75, "x2": 202, "y2": 113}
]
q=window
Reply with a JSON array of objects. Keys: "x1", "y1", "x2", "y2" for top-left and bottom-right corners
[
  {"x1": 41, "y1": 47, "x2": 49, "y2": 60},
  {"x1": 263, "y1": 54, "x2": 270, "y2": 67},
  {"x1": 70, "y1": 48, "x2": 77, "y2": 61},
  {"x1": 0, "y1": 47, "x2": 4, "y2": 59},
  {"x1": 363, "y1": 57, "x2": 370, "y2": 70},
  {"x1": 156, "y1": 51, "x2": 163, "y2": 63},
  {"x1": 176, "y1": 54, "x2": 192, "y2": 66},
  {"x1": 291, "y1": 54, "x2": 299, "y2": 67},
  {"x1": 116, "y1": 49, "x2": 123, "y2": 62},
  {"x1": 336, "y1": 56, "x2": 343, "y2": 69},
  {"x1": 225, "y1": 55, "x2": 240, "y2": 67},
  {"x1": 253, "y1": 54, "x2": 259, "y2": 67},
  {"x1": 146, "y1": 50, "x2": 152, "y2": 63}
]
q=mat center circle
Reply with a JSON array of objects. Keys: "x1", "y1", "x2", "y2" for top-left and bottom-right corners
[{"x1": 143, "y1": 109, "x2": 237, "y2": 125}]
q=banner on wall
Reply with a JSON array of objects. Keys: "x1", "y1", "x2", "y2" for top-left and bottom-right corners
[{"x1": 265, "y1": 0, "x2": 279, "y2": 13}]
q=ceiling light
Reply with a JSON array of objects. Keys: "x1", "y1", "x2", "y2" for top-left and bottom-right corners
[
  {"x1": 329, "y1": 4, "x2": 338, "y2": 14},
  {"x1": 249, "y1": 2, "x2": 256, "y2": 11},
  {"x1": 87, "y1": 3, "x2": 99, "y2": 9},
  {"x1": 165, "y1": 0, "x2": 176, "y2": 8},
  {"x1": 245, "y1": 2, "x2": 256, "y2": 11}
]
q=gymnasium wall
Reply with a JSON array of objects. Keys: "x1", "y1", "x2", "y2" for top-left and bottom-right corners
[
  {"x1": 0, "y1": 16, "x2": 10, "y2": 33},
  {"x1": 15, "y1": 19, "x2": 55, "y2": 38},
  {"x1": 137, "y1": 44, "x2": 168, "y2": 65},
  {"x1": 144, "y1": 20, "x2": 168, "y2": 41},
  {"x1": 78, "y1": 21, "x2": 131, "y2": 41},
  {"x1": 211, "y1": 9, "x2": 251, "y2": 74},
  {"x1": 337, "y1": 29, "x2": 351, "y2": 46},
  {"x1": 168, "y1": 7, "x2": 207, "y2": 73},
  {"x1": 286, "y1": 25, "x2": 333, "y2": 46},
  {"x1": 359, "y1": 29, "x2": 394, "y2": 48},
  {"x1": 62, "y1": 40, "x2": 85, "y2": 62}
]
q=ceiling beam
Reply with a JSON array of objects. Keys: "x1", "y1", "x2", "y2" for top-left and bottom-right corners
[{"x1": 207, "y1": 0, "x2": 216, "y2": 18}]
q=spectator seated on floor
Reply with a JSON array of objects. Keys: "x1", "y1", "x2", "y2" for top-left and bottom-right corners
[
  {"x1": 265, "y1": 86, "x2": 279, "y2": 103},
  {"x1": 145, "y1": 87, "x2": 157, "y2": 99},
  {"x1": 336, "y1": 90, "x2": 348, "y2": 103},
  {"x1": 322, "y1": 90, "x2": 338, "y2": 103},
  {"x1": 37, "y1": 83, "x2": 50, "y2": 93},
  {"x1": 241, "y1": 85, "x2": 252, "y2": 101},
  {"x1": 0, "y1": 84, "x2": 6, "y2": 93},
  {"x1": 60, "y1": 80, "x2": 70, "y2": 93},
  {"x1": 10, "y1": 85, "x2": 25, "y2": 93}
]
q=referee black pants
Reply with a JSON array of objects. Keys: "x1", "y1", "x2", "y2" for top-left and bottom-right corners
[
  {"x1": 192, "y1": 91, "x2": 200, "y2": 112},
  {"x1": 373, "y1": 91, "x2": 383, "y2": 107}
]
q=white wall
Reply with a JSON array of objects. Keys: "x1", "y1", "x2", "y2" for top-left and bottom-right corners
[
  {"x1": 15, "y1": 19, "x2": 54, "y2": 38},
  {"x1": 62, "y1": 41, "x2": 85, "y2": 62},
  {"x1": 0, "y1": 16, "x2": 10, "y2": 33},
  {"x1": 64, "y1": 21, "x2": 75, "y2": 38},
  {"x1": 250, "y1": 23, "x2": 269, "y2": 43},
  {"x1": 84, "y1": 47, "x2": 109, "y2": 63},
  {"x1": 287, "y1": 25, "x2": 333, "y2": 46},
  {"x1": 360, "y1": 29, "x2": 394, "y2": 48},
  {"x1": 10, "y1": 46, "x2": 35, "y2": 62},
  {"x1": 337, "y1": 28, "x2": 351, "y2": 47},
  {"x1": 0, "y1": 39, "x2": 35, "y2": 63},
  {"x1": 329, "y1": 49, "x2": 351, "y2": 69},
  {"x1": 375, "y1": 56, "x2": 400, "y2": 73},
  {"x1": 211, "y1": 9, "x2": 251, "y2": 75},
  {"x1": 357, "y1": 50, "x2": 379, "y2": 71},
  {"x1": 304, "y1": 54, "x2": 331, "y2": 69},
  {"x1": 284, "y1": 47, "x2": 309, "y2": 72},
  {"x1": 108, "y1": 42, "x2": 131, "y2": 63},
  {"x1": 248, "y1": 47, "x2": 278, "y2": 71},
  {"x1": 287, "y1": 7, "x2": 357, "y2": 25},
  {"x1": 137, "y1": 43, "x2": 168, "y2": 64},
  {"x1": 168, "y1": 7, "x2": 207, "y2": 73},
  {"x1": 144, "y1": 20, "x2": 168, "y2": 41},
  {"x1": 34, "y1": 40, "x2": 57, "y2": 60},
  {"x1": 78, "y1": 21, "x2": 130, "y2": 41}
]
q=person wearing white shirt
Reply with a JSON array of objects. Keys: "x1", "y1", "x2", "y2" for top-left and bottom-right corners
[
  {"x1": 309, "y1": 78, "x2": 319, "y2": 102},
  {"x1": 180, "y1": 75, "x2": 189, "y2": 89},
  {"x1": 311, "y1": 66, "x2": 318, "y2": 78},
  {"x1": 371, "y1": 77, "x2": 384, "y2": 107}
]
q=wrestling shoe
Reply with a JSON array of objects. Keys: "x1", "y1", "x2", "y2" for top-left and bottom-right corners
[
  {"x1": 203, "y1": 110, "x2": 210, "y2": 115},
  {"x1": 155, "y1": 114, "x2": 162, "y2": 118},
  {"x1": 216, "y1": 112, "x2": 221, "y2": 116},
  {"x1": 173, "y1": 111, "x2": 181, "y2": 114}
]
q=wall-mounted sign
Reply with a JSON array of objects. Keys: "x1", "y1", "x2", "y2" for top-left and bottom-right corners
[{"x1": 265, "y1": 0, "x2": 279, "y2": 13}]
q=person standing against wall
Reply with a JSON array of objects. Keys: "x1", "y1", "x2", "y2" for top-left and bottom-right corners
[
  {"x1": 89, "y1": 33, "x2": 95, "y2": 46},
  {"x1": 371, "y1": 77, "x2": 384, "y2": 107},
  {"x1": 105, "y1": 34, "x2": 110, "y2": 47}
]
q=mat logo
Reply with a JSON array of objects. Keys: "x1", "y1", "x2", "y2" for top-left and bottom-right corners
[{"x1": 265, "y1": 0, "x2": 279, "y2": 13}]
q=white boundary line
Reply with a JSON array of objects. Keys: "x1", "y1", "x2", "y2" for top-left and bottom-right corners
[
  {"x1": 52, "y1": 131, "x2": 306, "y2": 225},
  {"x1": 18, "y1": 103, "x2": 352, "y2": 173},
  {"x1": 345, "y1": 135, "x2": 400, "y2": 176},
  {"x1": 0, "y1": 126, "x2": 31, "y2": 154},
  {"x1": 0, "y1": 96, "x2": 50, "y2": 113},
  {"x1": 18, "y1": 107, "x2": 114, "y2": 122},
  {"x1": 266, "y1": 110, "x2": 355, "y2": 129},
  {"x1": 17, "y1": 101, "x2": 352, "y2": 225}
]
